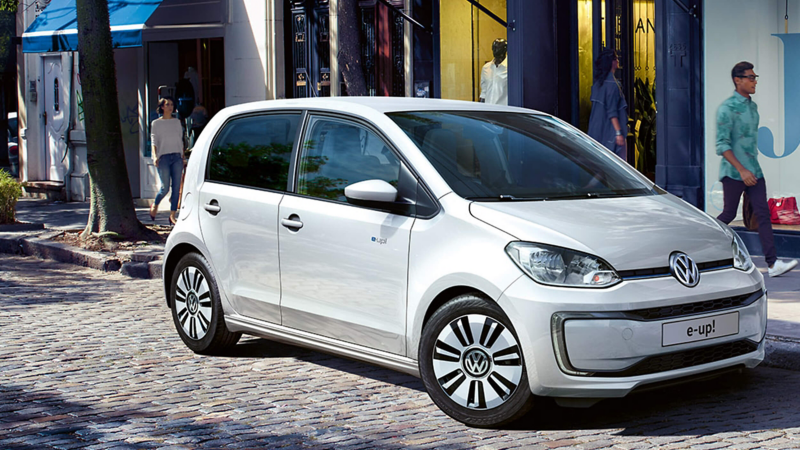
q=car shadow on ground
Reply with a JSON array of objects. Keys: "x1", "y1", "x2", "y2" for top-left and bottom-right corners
[
  {"x1": 513, "y1": 368, "x2": 798, "y2": 434},
  {"x1": 222, "y1": 338, "x2": 799, "y2": 435},
  {"x1": 223, "y1": 337, "x2": 427, "y2": 393}
]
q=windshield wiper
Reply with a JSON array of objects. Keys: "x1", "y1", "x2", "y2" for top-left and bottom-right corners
[{"x1": 466, "y1": 195, "x2": 544, "y2": 201}]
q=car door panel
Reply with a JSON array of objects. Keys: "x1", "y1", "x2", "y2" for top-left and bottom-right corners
[
  {"x1": 198, "y1": 183, "x2": 283, "y2": 323},
  {"x1": 279, "y1": 195, "x2": 412, "y2": 354}
]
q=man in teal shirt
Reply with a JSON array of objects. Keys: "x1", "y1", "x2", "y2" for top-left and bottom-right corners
[{"x1": 716, "y1": 61, "x2": 797, "y2": 277}]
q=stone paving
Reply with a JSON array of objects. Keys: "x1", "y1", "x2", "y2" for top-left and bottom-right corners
[{"x1": 2, "y1": 255, "x2": 800, "y2": 449}]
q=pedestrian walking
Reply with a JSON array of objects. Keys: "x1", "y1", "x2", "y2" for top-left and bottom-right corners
[
  {"x1": 588, "y1": 48, "x2": 628, "y2": 160},
  {"x1": 715, "y1": 61, "x2": 797, "y2": 277},
  {"x1": 150, "y1": 97, "x2": 185, "y2": 225}
]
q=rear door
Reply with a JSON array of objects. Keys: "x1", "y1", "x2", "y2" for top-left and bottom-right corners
[{"x1": 198, "y1": 112, "x2": 302, "y2": 323}]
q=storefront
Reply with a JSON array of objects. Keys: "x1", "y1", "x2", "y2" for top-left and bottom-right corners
[
  {"x1": 704, "y1": 0, "x2": 800, "y2": 218},
  {"x1": 17, "y1": 0, "x2": 271, "y2": 203}
]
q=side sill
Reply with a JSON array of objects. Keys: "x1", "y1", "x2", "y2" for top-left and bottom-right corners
[{"x1": 226, "y1": 315, "x2": 421, "y2": 378}]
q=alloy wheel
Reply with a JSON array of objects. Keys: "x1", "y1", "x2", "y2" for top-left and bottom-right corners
[
  {"x1": 174, "y1": 266, "x2": 212, "y2": 340},
  {"x1": 432, "y1": 314, "x2": 524, "y2": 410}
]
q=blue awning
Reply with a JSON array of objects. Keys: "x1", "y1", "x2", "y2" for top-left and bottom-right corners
[{"x1": 22, "y1": 0, "x2": 162, "y2": 53}]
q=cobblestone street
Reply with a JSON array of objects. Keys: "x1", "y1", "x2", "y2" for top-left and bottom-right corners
[{"x1": 2, "y1": 254, "x2": 800, "y2": 449}]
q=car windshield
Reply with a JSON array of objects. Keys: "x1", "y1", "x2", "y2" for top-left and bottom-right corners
[{"x1": 386, "y1": 111, "x2": 657, "y2": 201}]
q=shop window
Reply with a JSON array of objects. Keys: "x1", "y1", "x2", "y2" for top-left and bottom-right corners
[
  {"x1": 438, "y1": 0, "x2": 507, "y2": 103},
  {"x1": 576, "y1": 0, "x2": 656, "y2": 180}
]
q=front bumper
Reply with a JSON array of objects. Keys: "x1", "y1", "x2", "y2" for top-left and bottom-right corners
[{"x1": 499, "y1": 266, "x2": 766, "y2": 398}]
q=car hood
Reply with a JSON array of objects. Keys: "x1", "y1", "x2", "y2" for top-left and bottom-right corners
[{"x1": 469, "y1": 193, "x2": 733, "y2": 270}]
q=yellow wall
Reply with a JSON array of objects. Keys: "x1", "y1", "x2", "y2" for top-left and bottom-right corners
[
  {"x1": 578, "y1": 0, "x2": 593, "y2": 131},
  {"x1": 633, "y1": 0, "x2": 656, "y2": 84},
  {"x1": 439, "y1": 0, "x2": 507, "y2": 101}
]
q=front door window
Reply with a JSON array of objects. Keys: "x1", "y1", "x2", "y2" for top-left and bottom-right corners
[{"x1": 297, "y1": 117, "x2": 401, "y2": 202}]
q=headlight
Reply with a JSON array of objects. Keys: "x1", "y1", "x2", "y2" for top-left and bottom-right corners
[
  {"x1": 505, "y1": 242, "x2": 620, "y2": 288},
  {"x1": 732, "y1": 233, "x2": 753, "y2": 271}
]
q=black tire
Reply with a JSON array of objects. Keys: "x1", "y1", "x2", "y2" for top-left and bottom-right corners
[
  {"x1": 419, "y1": 294, "x2": 534, "y2": 428},
  {"x1": 170, "y1": 252, "x2": 241, "y2": 354}
]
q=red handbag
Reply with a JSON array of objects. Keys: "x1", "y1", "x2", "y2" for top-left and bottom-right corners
[{"x1": 768, "y1": 197, "x2": 800, "y2": 225}]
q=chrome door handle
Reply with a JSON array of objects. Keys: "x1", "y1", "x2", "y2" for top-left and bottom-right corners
[
  {"x1": 281, "y1": 217, "x2": 303, "y2": 230},
  {"x1": 204, "y1": 200, "x2": 221, "y2": 215}
]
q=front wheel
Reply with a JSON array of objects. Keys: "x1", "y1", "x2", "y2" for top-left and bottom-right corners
[
  {"x1": 419, "y1": 294, "x2": 534, "y2": 428},
  {"x1": 170, "y1": 252, "x2": 241, "y2": 354}
]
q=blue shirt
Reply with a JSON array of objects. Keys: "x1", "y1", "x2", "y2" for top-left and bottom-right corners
[{"x1": 716, "y1": 91, "x2": 763, "y2": 181}]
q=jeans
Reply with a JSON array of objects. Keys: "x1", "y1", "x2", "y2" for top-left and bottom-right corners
[
  {"x1": 155, "y1": 153, "x2": 183, "y2": 212},
  {"x1": 716, "y1": 176, "x2": 776, "y2": 266}
]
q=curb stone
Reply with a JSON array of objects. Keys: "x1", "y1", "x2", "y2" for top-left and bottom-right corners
[
  {"x1": 0, "y1": 230, "x2": 162, "y2": 279},
  {"x1": 763, "y1": 336, "x2": 800, "y2": 371}
]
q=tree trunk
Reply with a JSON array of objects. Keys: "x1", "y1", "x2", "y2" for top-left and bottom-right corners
[
  {"x1": 75, "y1": 0, "x2": 157, "y2": 241},
  {"x1": 338, "y1": 0, "x2": 367, "y2": 96}
]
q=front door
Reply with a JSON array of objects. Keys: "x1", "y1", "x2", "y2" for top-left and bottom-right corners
[
  {"x1": 43, "y1": 55, "x2": 69, "y2": 181},
  {"x1": 278, "y1": 115, "x2": 412, "y2": 354},
  {"x1": 197, "y1": 112, "x2": 302, "y2": 324}
]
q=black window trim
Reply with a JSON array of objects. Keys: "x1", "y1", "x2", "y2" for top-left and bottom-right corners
[
  {"x1": 287, "y1": 109, "x2": 441, "y2": 219},
  {"x1": 203, "y1": 109, "x2": 306, "y2": 193}
]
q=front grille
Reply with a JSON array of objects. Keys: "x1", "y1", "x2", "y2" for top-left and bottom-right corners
[
  {"x1": 591, "y1": 340, "x2": 759, "y2": 378},
  {"x1": 626, "y1": 289, "x2": 763, "y2": 321},
  {"x1": 618, "y1": 258, "x2": 734, "y2": 280}
]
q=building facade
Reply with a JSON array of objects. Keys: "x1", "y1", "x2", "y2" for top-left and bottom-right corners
[{"x1": 21, "y1": 0, "x2": 800, "y2": 219}]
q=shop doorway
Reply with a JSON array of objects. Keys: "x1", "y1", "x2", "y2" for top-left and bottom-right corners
[
  {"x1": 42, "y1": 55, "x2": 69, "y2": 182},
  {"x1": 143, "y1": 37, "x2": 225, "y2": 199},
  {"x1": 577, "y1": 0, "x2": 656, "y2": 180}
]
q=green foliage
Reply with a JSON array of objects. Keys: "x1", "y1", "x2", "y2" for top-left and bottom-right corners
[
  {"x1": 0, "y1": 0, "x2": 16, "y2": 13},
  {"x1": 298, "y1": 155, "x2": 346, "y2": 200},
  {"x1": 0, "y1": 170, "x2": 22, "y2": 224},
  {"x1": 633, "y1": 77, "x2": 657, "y2": 178},
  {"x1": 0, "y1": 10, "x2": 15, "y2": 74}
]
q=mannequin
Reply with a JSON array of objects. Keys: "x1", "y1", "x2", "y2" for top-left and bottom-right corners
[{"x1": 479, "y1": 38, "x2": 508, "y2": 105}]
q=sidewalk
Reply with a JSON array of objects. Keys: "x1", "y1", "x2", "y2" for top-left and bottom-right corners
[
  {"x1": 14, "y1": 197, "x2": 174, "y2": 229},
  {"x1": 3, "y1": 198, "x2": 800, "y2": 370}
]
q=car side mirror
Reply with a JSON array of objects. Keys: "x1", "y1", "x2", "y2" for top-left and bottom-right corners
[
  {"x1": 345, "y1": 179, "x2": 417, "y2": 214},
  {"x1": 345, "y1": 179, "x2": 398, "y2": 203}
]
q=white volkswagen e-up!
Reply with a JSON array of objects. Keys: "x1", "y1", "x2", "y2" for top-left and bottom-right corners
[{"x1": 163, "y1": 98, "x2": 765, "y2": 428}]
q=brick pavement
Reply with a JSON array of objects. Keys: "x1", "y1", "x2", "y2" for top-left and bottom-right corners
[{"x1": 2, "y1": 255, "x2": 800, "y2": 449}]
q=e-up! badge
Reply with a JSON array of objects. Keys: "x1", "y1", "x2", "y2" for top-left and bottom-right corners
[
  {"x1": 371, "y1": 237, "x2": 387, "y2": 245},
  {"x1": 662, "y1": 312, "x2": 739, "y2": 346}
]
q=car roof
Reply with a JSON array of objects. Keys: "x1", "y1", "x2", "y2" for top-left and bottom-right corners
[{"x1": 217, "y1": 97, "x2": 547, "y2": 118}]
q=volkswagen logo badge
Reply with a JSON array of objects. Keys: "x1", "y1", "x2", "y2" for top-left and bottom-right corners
[
  {"x1": 670, "y1": 252, "x2": 700, "y2": 288},
  {"x1": 462, "y1": 348, "x2": 491, "y2": 378}
]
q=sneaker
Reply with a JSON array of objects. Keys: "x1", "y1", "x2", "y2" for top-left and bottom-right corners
[{"x1": 769, "y1": 259, "x2": 798, "y2": 277}]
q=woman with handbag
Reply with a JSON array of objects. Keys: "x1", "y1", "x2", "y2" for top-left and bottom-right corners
[{"x1": 150, "y1": 97, "x2": 185, "y2": 225}]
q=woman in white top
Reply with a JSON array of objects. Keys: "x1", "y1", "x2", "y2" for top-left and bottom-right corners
[{"x1": 150, "y1": 97, "x2": 185, "y2": 225}]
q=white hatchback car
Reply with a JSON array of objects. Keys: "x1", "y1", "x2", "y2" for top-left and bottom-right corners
[{"x1": 163, "y1": 98, "x2": 765, "y2": 427}]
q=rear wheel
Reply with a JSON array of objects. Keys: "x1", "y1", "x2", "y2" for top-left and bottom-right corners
[
  {"x1": 419, "y1": 294, "x2": 534, "y2": 428},
  {"x1": 170, "y1": 252, "x2": 241, "y2": 354}
]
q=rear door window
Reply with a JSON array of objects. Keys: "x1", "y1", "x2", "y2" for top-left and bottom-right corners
[{"x1": 207, "y1": 113, "x2": 302, "y2": 191}]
